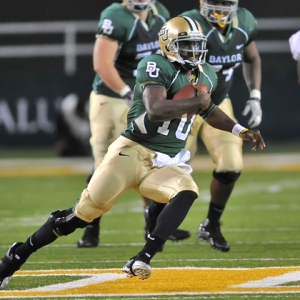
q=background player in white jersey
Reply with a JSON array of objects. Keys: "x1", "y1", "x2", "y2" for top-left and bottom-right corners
[
  {"x1": 289, "y1": 30, "x2": 300, "y2": 85},
  {"x1": 0, "y1": 17, "x2": 265, "y2": 287},
  {"x1": 77, "y1": 0, "x2": 191, "y2": 248}
]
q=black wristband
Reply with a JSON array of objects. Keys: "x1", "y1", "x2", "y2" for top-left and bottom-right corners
[{"x1": 199, "y1": 102, "x2": 217, "y2": 119}]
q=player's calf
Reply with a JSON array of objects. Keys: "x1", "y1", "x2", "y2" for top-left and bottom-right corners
[{"x1": 0, "y1": 209, "x2": 90, "y2": 290}]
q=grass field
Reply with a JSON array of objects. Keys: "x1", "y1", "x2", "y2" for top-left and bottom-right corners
[{"x1": 0, "y1": 152, "x2": 300, "y2": 299}]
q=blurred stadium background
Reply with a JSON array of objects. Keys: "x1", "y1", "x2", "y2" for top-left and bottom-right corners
[
  {"x1": 1, "y1": 2, "x2": 300, "y2": 298},
  {"x1": 0, "y1": 0, "x2": 299, "y2": 157}
]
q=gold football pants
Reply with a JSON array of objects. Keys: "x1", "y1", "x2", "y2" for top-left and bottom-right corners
[
  {"x1": 89, "y1": 91, "x2": 129, "y2": 170},
  {"x1": 185, "y1": 98, "x2": 243, "y2": 172},
  {"x1": 75, "y1": 136, "x2": 199, "y2": 222}
]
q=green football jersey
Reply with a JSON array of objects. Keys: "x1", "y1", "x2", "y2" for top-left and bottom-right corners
[
  {"x1": 92, "y1": 2, "x2": 170, "y2": 98},
  {"x1": 179, "y1": 8, "x2": 258, "y2": 105},
  {"x1": 122, "y1": 54, "x2": 217, "y2": 157}
]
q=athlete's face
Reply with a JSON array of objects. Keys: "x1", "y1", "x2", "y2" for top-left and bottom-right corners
[{"x1": 177, "y1": 41, "x2": 202, "y2": 63}]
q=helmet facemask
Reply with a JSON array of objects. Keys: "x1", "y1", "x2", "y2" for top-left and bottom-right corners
[
  {"x1": 126, "y1": 0, "x2": 155, "y2": 13},
  {"x1": 159, "y1": 16, "x2": 208, "y2": 70},
  {"x1": 169, "y1": 35, "x2": 207, "y2": 70},
  {"x1": 200, "y1": 0, "x2": 238, "y2": 28}
]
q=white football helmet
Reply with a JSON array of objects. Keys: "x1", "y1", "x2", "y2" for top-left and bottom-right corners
[
  {"x1": 159, "y1": 16, "x2": 207, "y2": 70},
  {"x1": 124, "y1": 0, "x2": 155, "y2": 13},
  {"x1": 200, "y1": 0, "x2": 238, "y2": 28}
]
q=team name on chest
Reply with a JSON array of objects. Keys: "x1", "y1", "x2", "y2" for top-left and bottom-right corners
[
  {"x1": 208, "y1": 53, "x2": 242, "y2": 64},
  {"x1": 136, "y1": 41, "x2": 159, "y2": 51}
]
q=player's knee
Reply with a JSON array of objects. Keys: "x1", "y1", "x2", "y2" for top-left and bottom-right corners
[
  {"x1": 76, "y1": 202, "x2": 112, "y2": 222},
  {"x1": 213, "y1": 170, "x2": 241, "y2": 185},
  {"x1": 176, "y1": 190, "x2": 198, "y2": 202},
  {"x1": 177, "y1": 174, "x2": 199, "y2": 197},
  {"x1": 216, "y1": 155, "x2": 243, "y2": 173},
  {"x1": 75, "y1": 188, "x2": 114, "y2": 222},
  {"x1": 49, "y1": 209, "x2": 89, "y2": 237}
]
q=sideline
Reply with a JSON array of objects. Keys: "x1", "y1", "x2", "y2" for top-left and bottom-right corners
[{"x1": 0, "y1": 153, "x2": 300, "y2": 177}]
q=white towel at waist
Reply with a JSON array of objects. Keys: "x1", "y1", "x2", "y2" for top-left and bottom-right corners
[{"x1": 151, "y1": 149, "x2": 193, "y2": 174}]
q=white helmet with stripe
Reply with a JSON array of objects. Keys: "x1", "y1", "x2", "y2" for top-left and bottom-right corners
[{"x1": 200, "y1": 0, "x2": 238, "y2": 28}]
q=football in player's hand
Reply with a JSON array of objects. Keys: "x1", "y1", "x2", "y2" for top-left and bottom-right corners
[{"x1": 173, "y1": 83, "x2": 209, "y2": 117}]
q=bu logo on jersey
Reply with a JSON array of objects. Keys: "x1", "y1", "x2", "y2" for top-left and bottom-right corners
[
  {"x1": 101, "y1": 19, "x2": 114, "y2": 35},
  {"x1": 146, "y1": 62, "x2": 160, "y2": 78}
]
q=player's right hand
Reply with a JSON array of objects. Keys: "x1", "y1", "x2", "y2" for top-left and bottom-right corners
[
  {"x1": 193, "y1": 85, "x2": 211, "y2": 111},
  {"x1": 240, "y1": 129, "x2": 266, "y2": 151}
]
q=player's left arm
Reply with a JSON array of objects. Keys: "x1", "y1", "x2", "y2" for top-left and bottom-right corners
[
  {"x1": 242, "y1": 41, "x2": 262, "y2": 128},
  {"x1": 243, "y1": 41, "x2": 261, "y2": 93},
  {"x1": 241, "y1": 10, "x2": 262, "y2": 128}
]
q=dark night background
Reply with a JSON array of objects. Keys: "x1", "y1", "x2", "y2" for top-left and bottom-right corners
[{"x1": 0, "y1": 0, "x2": 299, "y2": 147}]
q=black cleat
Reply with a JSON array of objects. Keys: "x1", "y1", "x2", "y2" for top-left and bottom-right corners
[
  {"x1": 76, "y1": 225, "x2": 99, "y2": 248},
  {"x1": 197, "y1": 218, "x2": 230, "y2": 252},
  {"x1": 0, "y1": 242, "x2": 24, "y2": 290},
  {"x1": 168, "y1": 228, "x2": 191, "y2": 241},
  {"x1": 123, "y1": 255, "x2": 151, "y2": 280}
]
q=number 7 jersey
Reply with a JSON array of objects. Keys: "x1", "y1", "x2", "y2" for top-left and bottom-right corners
[
  {"x1": 179, "y1": 8, "x2": 258, "y2": 105},
  {"x1": 122, "y1": 54, "x2": 217, "y2": 157}
]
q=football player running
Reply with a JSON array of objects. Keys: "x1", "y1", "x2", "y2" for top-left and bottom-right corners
[
  {"x1": 76, "y1": 0, "x2": 191, "y2": 248},
  {"x1": 165, "y1": 0, "x2": 262, "y2": 252},
  {"x1": 0, "y1": 16, "x2": 265, "y2": 287}
]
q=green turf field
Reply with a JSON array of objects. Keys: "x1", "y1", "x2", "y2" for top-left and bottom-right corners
[{"x1": 0, "y1": 156, "x2": 300, "y2": 299}]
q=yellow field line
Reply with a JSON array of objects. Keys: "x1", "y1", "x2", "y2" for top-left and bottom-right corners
[{"x1": 1, "y1": 267, "x2": 300, "y2": 298}]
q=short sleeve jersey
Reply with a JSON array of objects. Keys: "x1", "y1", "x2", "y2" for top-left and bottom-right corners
[
  {"x1": 179, "y1": 8, "x2": 258, "y2": 105},
  {"x1": 92, "y1": 2, "x2": 170, "y2": 97},
  {"x1": 122, "y1": 54, "x2": 217, "y2": 157}
]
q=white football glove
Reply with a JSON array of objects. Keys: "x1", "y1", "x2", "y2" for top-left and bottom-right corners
[
  {"x1": 242, "y1": 90, "x2": 262, "y2": 128},
  {"x1": 120, "y1": 85, "x2": 134, "y2": 108}
]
